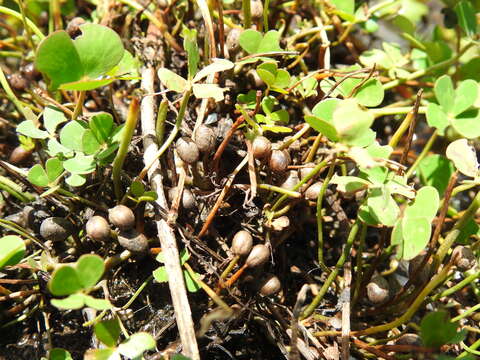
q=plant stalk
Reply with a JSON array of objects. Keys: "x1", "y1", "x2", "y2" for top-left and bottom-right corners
[
  {"x1": 112, "y1": 97, "x2": 140, "y2": 200},
  {"x1": 242, "y1": 0, "x2": 252, "y2": 29}
]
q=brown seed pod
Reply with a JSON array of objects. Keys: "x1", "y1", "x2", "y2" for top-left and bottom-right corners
[
  {"x1": 259, "y1": 273, "x2": 281, "y2": 296},
  {"x1": 117, "y1": 229, "x2": 149, "y2": 253},
  {"x1": 245, "y1": 244, "x2": 270, "y2": 268},
  {"x1": 367, "y1": 276, "x2": 390, "y2": 304},
  {"x1": 86, "y1": 216, "x2": 111, "y2": 242},
  {"x1": 452, "y1": 245, "x2": 476, "y2": 271},
  {"x1": 108, "y1": 205, "x2": 135, "y2": 231},
  {"x1": 305, "y1": 181, "x2": 323, "y2": 200},
  {"x1": 193, "y1": 125, "x2": 216, "y2": 153},
  {"x1": 168, "y1": 187, "x2": 196, "y2": 209},
  {"x1": 176, "y1": 137, "x2": 200, "y2": 164},
  {"x1": 21, "y1": 63, "x2": 41, "y2": 81},
  {"x1": 395, "y1": 333, "x2": 421, "y2": 346},
  {"x1": 231, "y1": 230, "x2": 253, "y2": 257},
  {"x1": 8, "y1": 73, "x2": 28, "y2": 91},
  {"x1": 226, "y1": 28, "x2": 242, "y2": 53},
  {"x1": 280, "y1": 171, "x2": 299, "y2": 190},
  {"x1": 250, "y1": 0, "x2": 264, "y2": 21},
  {"x1": 9, "y1": 146, "x2": 33, "y2": 165},
  {"x1": 66, "y1": 17, "x2": 86, "y2": 38},
  {"x1": 299, "y1": 163, "x2": 315, "y2": 180},
  {"x1": 270, "y1": 216, "x2": 290, "y2": 232},
  {"x1": 408, "y1": 252, "x2": 433, "y2": 285},
  {"x1": 252, "y1": 136, "x2": 272, "y2": 159},
  {"x1": 268, "y1": 149, "x2": 290, "y2": 173},
  {"x1": 40, "y1": 217, "x2": 74, "y2": 242}
]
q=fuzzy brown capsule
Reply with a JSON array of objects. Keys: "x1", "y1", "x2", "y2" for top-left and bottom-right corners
[
  {"x1": 366, "y1": 276, "x2": 390, "y2": 304},
  {"x1": 305, "y1": 182, "x2": 323, "y2": 200},
  {"x1": 66, "y1": 17, "x2": 86, "y2": 38},
  {"x1": 250, "y1": 0, "x2": 264, "y2": 21},
  {"x1": 86, "y1": 216, "x2": 111, "y2": 242},
  {"x1": 252, "y1": 136, "x2": 272, "y2": 159},
  {"x1": 226, "y1": 28, "x2": 242, "y2": 53},
  {"x1": 280, "y1": 171, "x2": 299, "y2": 190},
  {"x1": 193, "y1": 125, "x2": 216, "y2": 153},
  {"x1": 108, "y1": 205, "x2": 135, "y2": 231},
  {"x1": 8, "y1": 73, "x2": 28, "y2": 91},
  {"x1": 245, "y1": 244, "x2": 270, "y2": 268},
  {"x1": 176, "y1": 137, "x2": 200, "y2": 164},
  {"x1": 40, "y1": 217, "x2": 74, "y2": 242},
  {"x1": 118, "y1": 229, "x2": 149, "y2": 254},
  {"x1": 259, "y1": 273, "x2": 281, "y2": 296},
  {"x1": 268, "y1": 150, "x2": 290, "y2": 173},
  {"x1": 9, "y1": 146, "x2": 33, "y2": 165},
  {"x1": 408, "y1": 252, "x2": 433, "y2": 285},
  {"x1": 231, "y1": 230, "x2": 253, "y2": 257},
  {"x1": 452, "y1": 245, "x2": 476, "y2": 271},
  {"x1": 168, "y1": 187, "x2": 196, "y2": 209},
  {"x1": 395, "y1": 333, "x2": 421, "y2": 346}
]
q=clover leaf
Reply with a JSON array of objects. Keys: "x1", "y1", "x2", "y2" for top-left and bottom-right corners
[
  {"x1": 426, "y1": 75, "x2": 480, "y2": 138},
  {"x1": 256, "y1": 62, "x2": 291, "y2": 93},
  {"x1": 391, "y1": 186, "x2": 439, "y2": 260},
  {"x1": 0, "y1": 235, "x2": 26, "y2": 269},
  {"x1": 360, "y1": 42, "x2": 410, "y2": 79},
  {"x1": 28, "y1": 157, "x2": 64, "y2": 188},
  {"x1": 35, "y1": 23, "x2": 124, "y2": 90},
  {"x1": 446, "y1": 139, "x2": 479, "y2": 179},
  {"x1": 420, "y1": 311, "x2": 466, "y2": 348},
  {"x1": 418, "y1": 155, "x2": 455, "y2": 196},
  {"x1": 238, "y1": 29, "x2": 282, "y2": 57},
  {"x1": 319, "y1": 65, "x2": 384, "y2": 107},
  {"x1": 48, "y1": 255, "x2": 110, "y2": 311}
]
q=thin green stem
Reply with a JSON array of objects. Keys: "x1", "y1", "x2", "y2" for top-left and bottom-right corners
[
  {"x1": 0, "y1": 65, "x2": 28, "y2": 118},
  {"x1": 242, "y1": 0, "x2": 252, "y2": 29},
  {"x1": 459, "y1": 339, "x2": 480, "y2": 359},
  {"x1": 258, "y1": 183, "x2": 301, "y2": 198},
  {"x1": 452, "y1": 191, "x2": 480, "y2": 233},
  {"x1": 0, "y1": 175, "x2": 35, "y2": 202},
  {"x1": 351, "y1": 222, "x2": 367, "y2": 308},
  {"x1": 452, "y1": 302, "x2": 480, "y2": 323},
  {"x1": 138, "y1": 89, "x2": 192, "y2": 181},
  {"x1": 219, "y1": 255, "x2": 240, "y2": 281},
  {"x1": 121, "y1": 275, "x2": 153, "y2": 309},
  {"x1": 354, "y1": 261, "x2": 454, "y2": 336},
  {"x1": 112, "y1": 97, "x2": 140, "y2": 200},
  {"x1": 383, "y1": 43, "x2": 475, "y2": 90},
  {"x1": 316, "y1": 157, "x2": 336, "y2": 267},
  {"x1": 155, "y1": 99, "x2": 168, "y2": 145},
  {"x1": 15, "y1": 0, "x2": 34, "y2": 49},
  {"x1": 269, "y1": 157, "x2": 330, "y2": 214},
  {"x1": 263, "y1": 0, "x2": 270, "y2": 32},
  {"x1": 71, "y1": 91, "x2": 85, "y2": 120},
  {"x1": 0, "y1": 6, "x2": 45, "y2": 40},
  {"x1": 405, "y1": 130, "x2": 438, "y2": 179},
  {"x1": 431, "y1": 271, "x2": 480, "y2": 302},
  {"x1": 371, "y1": 106, "x2": 426, "y2": 118},
  {"x1": 301, "y1": 219, "x2": 360, "y2": 319}
]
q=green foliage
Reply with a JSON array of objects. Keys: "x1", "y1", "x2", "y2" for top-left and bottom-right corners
[
  {"x1": 306, "y1": 98, "x2": 375, "y2": 147},
  {"x1": 360, "y1": 42, "x2": 410, "y2": 79},
  {"x1": 420, "y1": 311, "x2": 466, "y2": 347},
  {"x1": 153, "y1": 249, "x2": 201, "y2": 293},
  {"x1": 48, "y1": 254, "x2": 110, "y2": 310},
  {"x1": 35, "y1": 24, "x2": 125, "y2": 90},
  {"x1": 426, "y1": 75, "x2": 480, "y2": 138},
  {"x1": 0, "y1": 235, "x2": 26, "y2": 269},
  {"x1": 418, "y1": 155, "x2": 455, "y2": 195},
  {"x1": 446, "y1": 139, "x2": 479, "y2": 180},
  {"x1": 85, "y1": 323, "x2": 155, "y2": 360},
  {"x1": 319, "y1": 65, "x2": 385, "y2": 107},
  {"x1": 238, "y1": 29, "x2": 283, "y2": 63},
  {"x1": 391, "y1": 186, "x2": 439, "y2": 260},
  {"x1": 49, "y1": 348, "x2": 73, "y2": 360},
  {"x1": 256, "y1": 62, "x2": 291, "y2": 93}
]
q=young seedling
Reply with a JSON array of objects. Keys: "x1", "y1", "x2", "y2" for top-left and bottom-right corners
[
  {"x1": 426, "y1": 75, "x2": 480, "y2": 138},
  {"x1": 85, "y1": 317, "x2": 156, "y2": 360},
  {"x1": 153, "y1": 249, "x2": 201, "y2": 293},
  {"x1": 48, "y1": 254, "x2": 111, "y2": 310}
]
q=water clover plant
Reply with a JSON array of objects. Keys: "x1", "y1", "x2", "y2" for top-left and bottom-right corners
[
  {"x1": 35, "y1": 23, "x2": 125, "y2": 90},
  {"x1": 391, "y1": 186, "x2": 439, "y2": 260},
  {"x1": 17, "y1": 107, "x2": 123, "y2": 187},
  {"x1": 426, "y1": 75, "x2": 479, "y2": 138},
  {"x1": 48, "y1": 254, "x2": 111, "y2": 310},
  {"x1": 85, "y1": 318, "x2": 155, "y2": 360},
  {"x1": 238, "y1": 29, "x2": 283, "y2": 63},
  {"x1": 153, "y1": 249, "x2": 200, "y2": 293}
]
